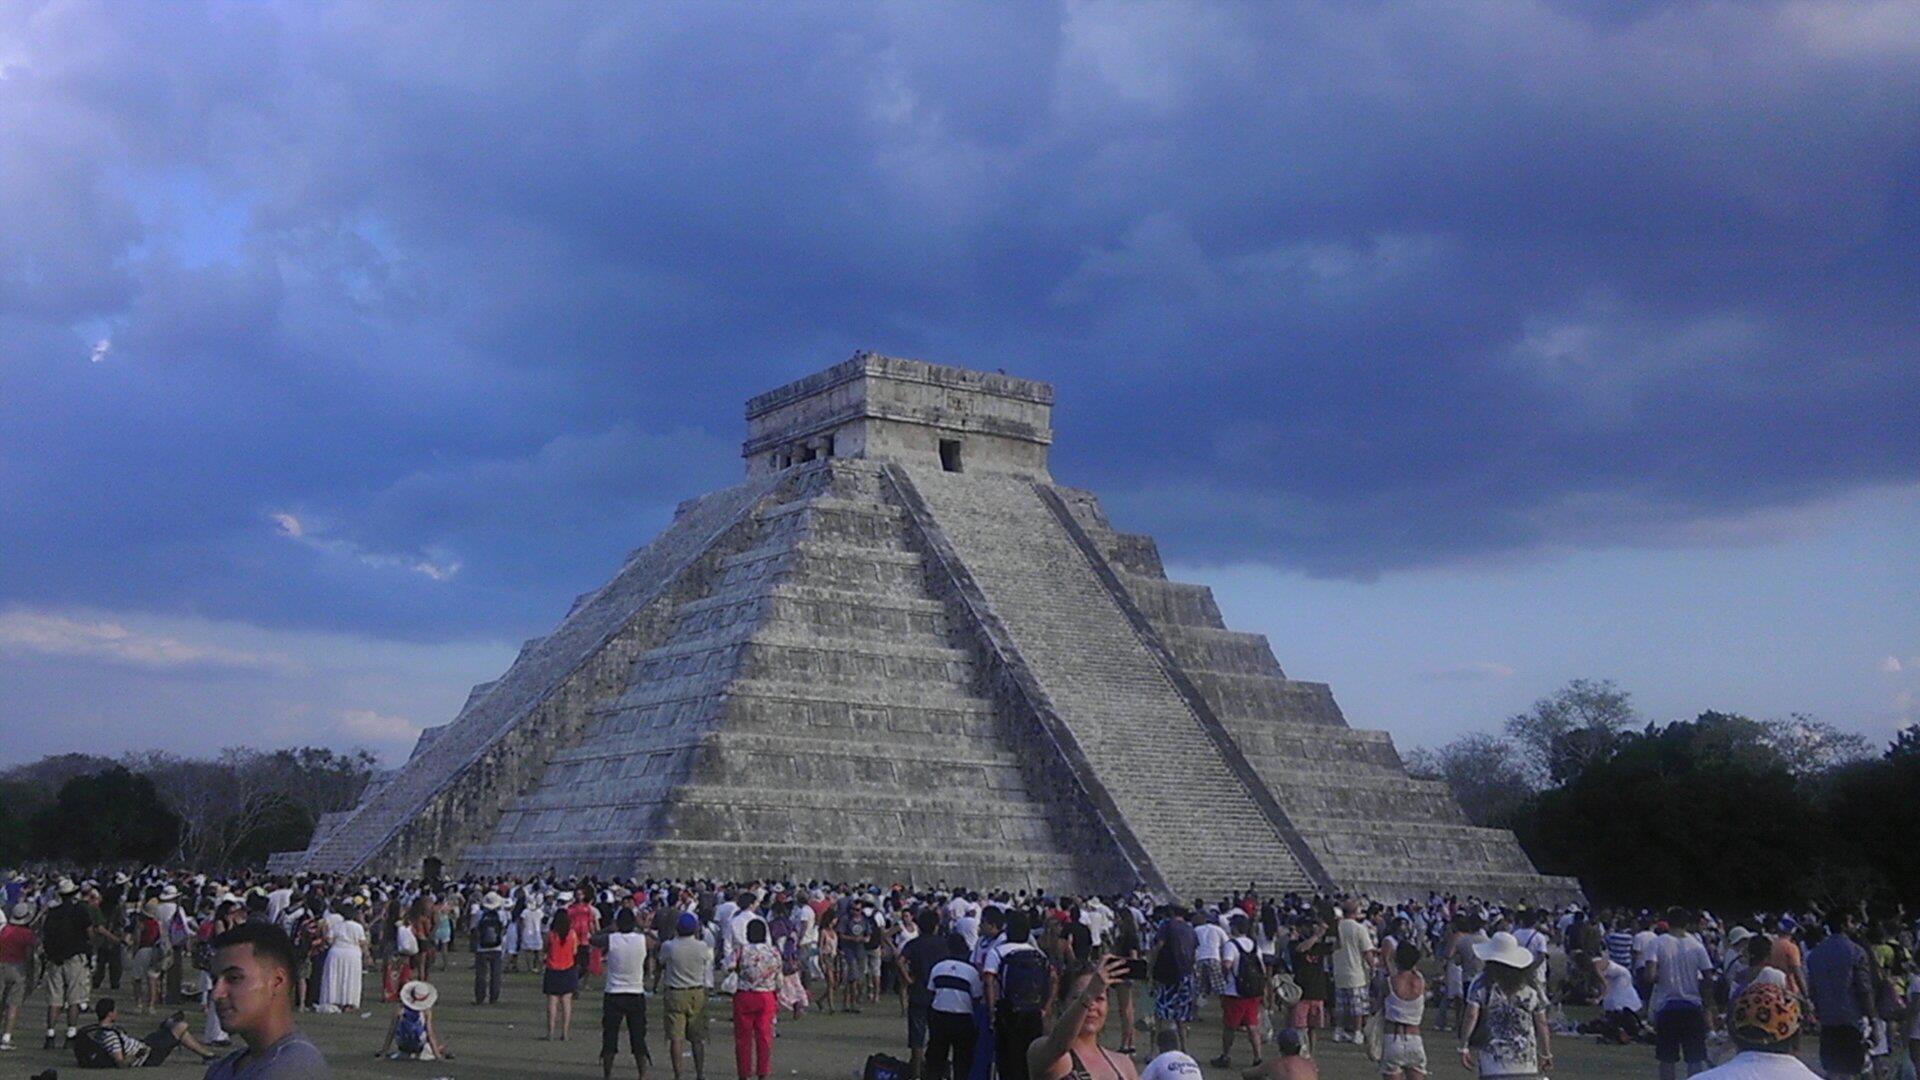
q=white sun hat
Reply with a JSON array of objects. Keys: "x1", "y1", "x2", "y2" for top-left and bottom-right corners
[
  {"x1": 399, "y1": 980, "x2": 439, "y2": 1011},
  {"x1": 1472, "y1": 930, "x2": 1539, "y2": 969}
]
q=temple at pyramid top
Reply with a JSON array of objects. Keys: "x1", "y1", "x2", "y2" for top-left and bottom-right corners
[{"x1": 744, "y1": 352, "x2": 1055, "y2": 480}]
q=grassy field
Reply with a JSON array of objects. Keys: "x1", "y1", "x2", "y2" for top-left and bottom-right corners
[{"x1": 6, "y1": 968, "x2": 1733, "y2": 1079}]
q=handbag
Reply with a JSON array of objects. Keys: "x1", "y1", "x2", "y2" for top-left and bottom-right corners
[
  {"x1": 1364, "y1": 1009, "x2": 1384, "y2": 1062},
  {"x1": 396, "y1": 924, "x2": 420, "y2": 957},
  {"x1": 1272, "y1": 971, "x2": 1303, "y2": 1008}
]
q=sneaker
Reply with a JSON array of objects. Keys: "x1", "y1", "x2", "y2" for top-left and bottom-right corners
[{"x1": 1210, "y1": 1056, "x2": 1232, "y2": 1069}]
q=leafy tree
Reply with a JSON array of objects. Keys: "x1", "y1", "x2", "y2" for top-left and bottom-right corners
[
  {"x1": 1886, "y1": 724, "x2": 1920, "y2": 760},
  {"x1": 1514, "y1": 715, "x2": 1832, "y2": 911},
  {"x1": 29, "y1": 767, "x2": 181, "y2": 864},
  {"x1": 1505, "y1": 678, "x2": 1636, "y2": 786},
  {"x1": 1820, "y1": 750, "x2": 1920, "y2": 902},
  {"x1": 1404, "y1": 733, "x2": 1534, "y2": 827}
]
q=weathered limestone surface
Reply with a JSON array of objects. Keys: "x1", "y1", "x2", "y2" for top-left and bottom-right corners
[{"x1": 282, "y1": 353, "x2": 1579, "y2": 904}]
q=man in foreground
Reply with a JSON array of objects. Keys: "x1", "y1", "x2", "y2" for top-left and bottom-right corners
[
  {"x1": 1691, "y1": 982, "x2": 1817, "y2": 1080},
  {"x1": 205, "y1": 922, "x2": 329, "y2": 1078}
]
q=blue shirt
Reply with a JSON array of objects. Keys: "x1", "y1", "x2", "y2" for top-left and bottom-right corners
[{"x1": 1804, "y1": 933, "x2": 1872, "y2": 1028}]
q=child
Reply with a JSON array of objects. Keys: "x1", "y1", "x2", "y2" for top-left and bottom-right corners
[{"x1": 378, "y1": 980, "x2": 451, "y2": 1061}]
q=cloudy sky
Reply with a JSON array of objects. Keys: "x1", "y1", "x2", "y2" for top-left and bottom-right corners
[{"x1": 2, "y1": 1, "x2": 1916, "y2": 766}]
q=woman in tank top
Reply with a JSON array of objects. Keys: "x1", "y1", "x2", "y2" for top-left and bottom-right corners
[
  {"x1": 1028, "y1": 955, "x2": 1139, "y2": 1080},
  {"x1": 1381, "y1": 940, "x2": 1428, "y2": 1080}
]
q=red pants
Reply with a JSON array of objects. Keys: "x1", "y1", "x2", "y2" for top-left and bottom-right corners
[{"x1": 732, "y1": 990, "x2": 776, "y2": 1079}]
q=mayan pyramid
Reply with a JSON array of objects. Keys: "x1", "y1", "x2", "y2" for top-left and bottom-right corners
[{"x1": 279, "y1": 353, "x2": 1579, "y2": 903}]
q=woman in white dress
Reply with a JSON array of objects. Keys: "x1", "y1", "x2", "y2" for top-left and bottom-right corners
[
  {"x1": 319, "y1": 898, "x2": 369, "y2": 1012},
  {"x1": 518, "y1": 893, "x2": 546, "y2": 972}
]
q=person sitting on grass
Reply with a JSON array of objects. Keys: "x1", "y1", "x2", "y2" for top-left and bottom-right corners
[
  {"x1": 1242, "y1": 1028, "x2": 1316, "y2": 1080},
  {"x1": 71, "y1": 997, "x2": 219, "y2": 1069},
  {"x1": 376, "y1": 980, "x2": 450, "y2": 1062}
]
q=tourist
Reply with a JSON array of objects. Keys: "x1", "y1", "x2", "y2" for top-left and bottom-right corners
[
  {"x1": 1690, "y1": 983, "x2": 1817, "y2": 1080},
  {"x1": 1289, "y1": 912, "x2": 1333, "y2": 1056},
  {"x1": 315, "y1": 898, "x2": 365, "y2": 1014},
  {"x1": 43, "y1": 876, "x2": 95, "y2": 1049},
  {"x1": 1805, "y1": 909, "x2": 1874, "y2": 1080},
  {"x1": 1332, "y1": 898, "x2": 1376, "y2": 1045},
  {"x1": 818, "y1": 914, "x2": 841, "y2": 1014},
  {"x1": 1378, "y1": 940, "x2": 1427, "y2": 1080},
  {"x1": 926, "y1": 937, "x2": 985, "y2": 1080},
  {"x1": 205, "y1": 921, "x2": 330, "y2": 1078},
  {"x1": 1150, "y1": 907, "x2": 1198, "y2": 1054},
  {"x1": 1025, "y1": 955, "x2": 1137, "y2": 1080},
  {"x1": 1459, "y1": 931, "x2": 1552, "y2": 1080},
  {"x1": 840, "y1": 901, "x2": 872, "y2": 1012},
  {"x1": 1109, "y1": 906, "x2": 1144, "y2": 1057},
  {"x1": 91, "y1": 879, "x2": 128, "y2": 994},
  {"x1": 899, "y1": 908, "x2": 948, "y2": 1079},
  {"x1": 729, "y1": 918, "x2": 782, "y2": 1080},
  {"x1": 376, "y1": 979, "x2": 450, "y2": 1061},
  {"x1": 407, "y1": 895, "x2": 436, "y2": 982},
  {"x1": 198, "y1": 900, "x2": 245, "y2": 1046},
  {"x1": 1590, "y1": 950, "x2": 1646, "y2": 1044},
  {"x1": 70, "y1": 996, "x2": 219, "y2": 1068},
  {"x1": 1139, "y1": 1028, "x2": 1201, "y2": 1080},
  {"x1": 1771, "y1": 918, "x2": 1809, "y2": 998},
  {"x1": 1649, "y1": 907, "x2": 1714, "y2": 1080},
  {"x1": 543, "y1": 906, "x2": 585, "y2": 1041},
  {"x1": 1, "y1": 899, "x2": 35, "y2": 1051},
  {"x1": 471, "y1": 890, "x2": 508, "y2": 1006},
  {"x1": 595, "y1": 906, "x2": 649, "y2": 1080},
  {"x1": 988, "y1": 908, "x2": 1054, "y2": 1080},
  {"x1": 1193, "y1": 911, "x2": 1228, "y2": 1004},
  {"x1": 659, "y1": 911, "x2": 712, "y2": 1080},
  {"x1": 1212, "y1": 914, "x2": 1265, "y2": 1069},
  {"x1": 128, "y1": 892, "x2": 166, "y2": 1014},
  {"x1": 1242, "y1": 1028, "x2": 1316, "y2": 1080}
]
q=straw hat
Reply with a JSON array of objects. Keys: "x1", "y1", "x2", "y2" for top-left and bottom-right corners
[
  {"x1": 1472, "y1": 931, "x2": 1538, "y2": 969},
  {"x1": 479, "y1": 891, "x2": 506, "y2": 911},
  {"x1": 55, "y1": 877, "x2": 79, "y2": 897},
  {"x1": 399, "y1": 980, "x2": 439, "y2": 1011},
  {"x1": 159, "y1": 885, "x2": 180, "y2": 901}
]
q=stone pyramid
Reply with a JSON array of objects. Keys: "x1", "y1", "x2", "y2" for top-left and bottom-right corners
[{"x1": 279, "y1": 354, "x2": 1578, "y2": 902}]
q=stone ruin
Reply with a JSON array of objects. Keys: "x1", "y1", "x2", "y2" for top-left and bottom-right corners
[{"x1": 277, "y1": 353, "x2": 1580, "y2": 903}]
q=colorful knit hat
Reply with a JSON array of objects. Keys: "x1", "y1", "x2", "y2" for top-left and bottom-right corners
[{"x1": 1730, "y1": 982, "x2": 1800, "y2": 1045}]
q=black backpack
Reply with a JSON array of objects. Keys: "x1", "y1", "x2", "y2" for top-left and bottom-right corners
[
  {"x1": 999, "y1": 947, "x2": 1050, "y2": 1014},
  {"x1": 1232, "y1": 940, "x2": 1267, "y2": 998},
  {"x1": 474, "y1": 912, "x2": 504, "y2": 951}
]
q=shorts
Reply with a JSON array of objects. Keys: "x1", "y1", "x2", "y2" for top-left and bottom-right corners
[
  {"x1": 143, "y1": 1016, "x2": 187, "y2": 1066},
  {"x1": 543, "y1": 966, "x2": 581, "y2": 996},
  {"x1": 601, "y1": 992, "x2": 650, "y2": 1061},
  {"x1": 663, "y1": 987, "x2": 709, "y2": 1043},
  {"x1": 867, "y1": 950, "x2": 883, "y2": 979},
  {"x1": 129, "y1": 947, "x2": 159, "y2": 980},
  {"x1": 1154, "y1": 976, "x2": 1197, "y2": 1024},
  {"x1": 1335, "y1": 985, "x2": 1368, "y2": 1024},
  {"x1": 1381, "y1": 1033, "x2": 1428, "y2": 1074},
  {"x1": 1197, "y1": 959, "x2": 1228, "y2": 997},
  {"x1": 0, "y1": 964, "x2": 26, "y2": 1011},
  {"x1": 47, "y1": 955, "x2": 91, "y2": 1009},
  {"x1": 907, "y1": 1001, "x2": 931, "y2": 1049},
  {"x1": 840, "y1": 945, "x2": 867, "y2": 979},
  {"x1": 1222, "y1": 995, "x2": 1262, "y2": 1030},
  {"x1": 1290, "y1": 999, "x2": 1327, "y2": 1030},
  {"x1": 1654, "y1": 1001, "x2": 1708, "y2": 1065},
  {"x1": 1819, "y1": 1024, "x2": 1867, "y2": 1077}
]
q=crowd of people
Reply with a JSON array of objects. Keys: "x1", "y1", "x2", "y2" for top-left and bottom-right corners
[{"x1": 0, "y1": 866, "x2": 1916, "y2": 1080}]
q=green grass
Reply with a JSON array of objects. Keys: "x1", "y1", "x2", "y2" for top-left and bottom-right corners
[{"x1": 4, "y1": 968, "x2": 1769, "y2": 1079}]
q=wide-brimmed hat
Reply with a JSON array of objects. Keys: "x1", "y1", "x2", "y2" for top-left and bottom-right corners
[
  {"x1": 399, "y1": 980, "x2": 439, "y2": 1011},
  {"x1": 113, "y1": 872, "x2": 131, "y2": 886},
  {"x1": 8, "y1": 901, "x2": 31, "y2": 923},
  {"x1": 556, "y1": 891, "x2": 574, "y2": 903},
  {"x1": 1725, "y1": 926, "x2": 1754, "y2": 950},
  {"x1": 1730, "y1": 982, "x2": 1800, "y2": 1045},
  {"x1": 159, "y1": 885, "x2": 180, "y2": 900},
  {"x1": 55, "y1": 877, "x2": 79, "y2": 896},
  {"x1": 479, "y1": 891, "x2": 506, "y2": 911},
  {"x1": 1472, "y1": 931, "x2": 1538, "y2": 969}
]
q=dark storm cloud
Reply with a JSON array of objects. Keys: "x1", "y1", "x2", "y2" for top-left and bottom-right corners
[{"x1": 1, "y1": 1, "x2": 1914, "y2": 637}]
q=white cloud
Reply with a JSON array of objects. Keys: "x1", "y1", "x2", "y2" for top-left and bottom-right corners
[
  {"x1": 1881, "y1": 655, "x2": 1904, "y2": 673},
  {"x1": 338, "y1": 708, "x2": 420, "y2": 743},
  {"x1": 269, "y1": 511, "x2": 459, "y2": 582},
  {"x1": 89, "y1": 338, "x2": 111, "y2": 363},
  {"x1": 1415, "y1": 661, "x2": 1517, "y2": 683},
  {"x1": 0, "y1": 607, "x2": 291, "y2": 672}
]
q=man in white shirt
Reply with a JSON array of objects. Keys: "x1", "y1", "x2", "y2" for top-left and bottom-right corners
[
  {"x1": 595, "y1": 907, "x2": 649, "y2": 1080},
  {"x1": 1332, "y1": 899, "x2": 1377, "y2": 1043},
  {"x1": 1193, "y1": 912, "x2": 1229, "y2": 998},
  {"x1": 726, "y1": 891, "x2": 763, "y2": 958},
  {"x1": 926, "y1": 945, "x2": 983, "y2": 1080},
  {"x1": 1649, "y1": 909, "x2": 1715, "y2": 1080}
]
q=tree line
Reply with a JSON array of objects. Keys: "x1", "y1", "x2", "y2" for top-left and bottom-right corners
[
  {"x1": 1406, "y1": 679, "x2": 1920, "y2": 911},
  {"x1": 0, "y1": 746, "x2": 378, "y2": 869}
]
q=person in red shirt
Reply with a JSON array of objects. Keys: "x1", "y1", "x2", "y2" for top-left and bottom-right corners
[
  {"x1": 0, "y1": 902, "x2": 37, "y2": 1052},
  {"x1": 543, "y1": 908, "x2": 585, "y2": 1042},
  {"x1": 566, "y1": 893, "x2": 601, "y2": 987}
]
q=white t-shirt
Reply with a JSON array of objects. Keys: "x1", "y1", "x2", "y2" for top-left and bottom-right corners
[
  {"x1": 1650, "y1": 933, "x2": 1714, "y2": 1011},
  {"x1": 1223, "y1": 935, "x2": 1258, "y2": 998},
  {"x1": 1334, "y1": 918, "x2": 1375, "y2": 990},
  {"x1": 1193, "y1": 922, "x2": 1228, "y2": 965},
  {"x1": 727, "y1": 910, "x2": 762, "y2": 955},
  {"x1": 1599, "y1": 959, "x2": 1643, "y2": 1012},
  {"x1": 955, "y1": 914, "x2": 980, "y2": 951},
  {"x1": 1691, "y1": 1049, "x2": 1821, "y2": 1080},
  {"x1": 928, "y1": 957, "x2": 984, "y2": 1015},
  {"x1": 1632, "y1": 929, "x2": 1658, "y2": 970},
  {"x1": 1141, "y1": 1050, "x2": 1203, "y2": 1080},
  {"x1": 795, "y1": 903, "x2": 818, "y2": 946},
  {"x1": 1083, "y1": 902, "x2": 1113, "y2": 947},
  {"x1": 604, "y1": 931, "x2": 648, "y2": 995}
]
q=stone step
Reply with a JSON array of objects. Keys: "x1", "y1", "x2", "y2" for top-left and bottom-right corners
[
  {"x1": 1115, "y1": 573, "x2": 1227, "y2": 629},
  {"x1": 1155, "y1": 624, "x2": 1287, "y2": 679}
]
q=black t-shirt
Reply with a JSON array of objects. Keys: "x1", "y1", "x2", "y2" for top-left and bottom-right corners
[
  {"x1": 901, "y1": 935, "x2": 949, "y2": 1005},
  {"x1": 1067, "y1": 922, "x2": 1093, "y2": 964},
  {"x1": 1293, "y1": 935, "x2": 1334, "y2": 1002},
  {"x1": 44, "y1": 903, "x2": 94, "y2": 963}
]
